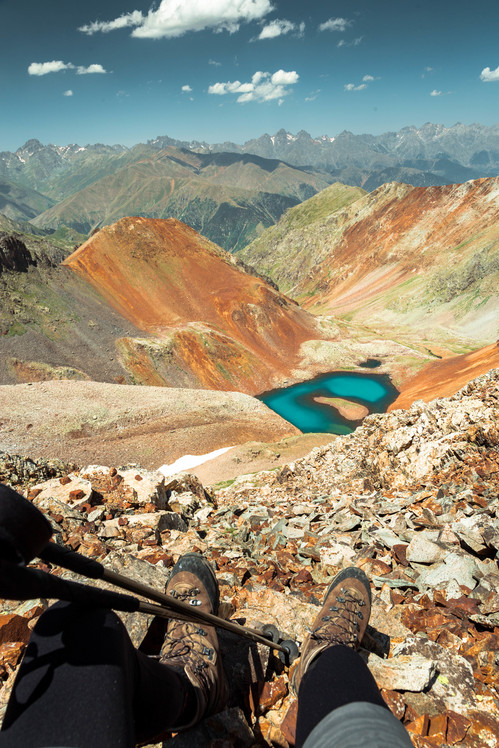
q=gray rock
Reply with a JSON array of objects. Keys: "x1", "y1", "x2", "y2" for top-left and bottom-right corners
[
  {"x1": 406, "y1": 534, "x2": 447, "y2": 564},
  {"x1": 394, "y1": 637, "x2": 477, "y2": 712},
  {"x1": 416, "y1": 552, "x2": 479, "y2": 591},
  {"x1": 98, "y1": 519, "x2": 122, "y2": 538},
  {"x1": 373, "y1": 528, "x2": 405, "y2": 549},
  {"x1": 331, "y1": 510, "x2": 361, "y2": 532},
  {"x1": 158, "y1": 512, "x2": 188, "y2": 532},
  {"x1": 126, "y1": 511, "x2": 187, "y2": 533},
  {"x1": 87, "y1": 506, "x2": 105, "y2": 523},
  {"x1": 452, "y1": 515, "x2": 499, "y2": 553},
  {"x1": 31, "y1": 475, "x2": 93, "y2": 509},
  {"x1": 366, "y1": 652, "x2": 437, "y2": 691}
]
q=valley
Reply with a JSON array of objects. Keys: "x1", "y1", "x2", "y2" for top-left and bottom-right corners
[{"x1": 0, "y1": 129, "x2": 497, "y2": 476}]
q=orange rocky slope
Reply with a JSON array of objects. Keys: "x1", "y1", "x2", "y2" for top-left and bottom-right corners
[
  {"x1": 63, "y1": 217, "x2": 321, "y2": 394},
  {"x1": 295, "y1": 177, "x2": 499, "y2": 345},
  {"x1": 389, "y1": 341, "x2": 499, "y2": 411}
]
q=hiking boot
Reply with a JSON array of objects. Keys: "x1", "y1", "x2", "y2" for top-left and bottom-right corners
[
  {"x1": 293, "y1": 567, "x2": 371, "y2": 693},
  {"x1": 160, "y1": 553, "x2": 228, "y2": 730}
]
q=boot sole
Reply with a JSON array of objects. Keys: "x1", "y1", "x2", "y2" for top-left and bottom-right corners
[{"x1": 167, "y1": 552, "x2": 220, "y2": 614}]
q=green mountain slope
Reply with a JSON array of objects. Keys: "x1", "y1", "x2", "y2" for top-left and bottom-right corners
[
  {"x1": 0, "y1": 213, "x2": 87, "y2": 256},
  {"x1": 238, "y1": 182, "x2": 366, "y2": 290},
  {"x1": 0, "y1": 179, "x2": 54, "y2": 222},
  {"x1": 32, "y1": 148, "x2": 332, "y2": 252}
]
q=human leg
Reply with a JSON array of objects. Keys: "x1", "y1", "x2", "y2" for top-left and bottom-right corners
[
  {"x1": 294, "y1": 567, "x2": 412, "y2": 748},
  {"x1": 0, "y1": 601, "x2": 192, "y2": 748}
]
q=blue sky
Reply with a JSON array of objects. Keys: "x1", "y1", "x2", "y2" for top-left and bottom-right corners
[{"x1": 1, "y1": 0, "x2": 498, "y2": 151}]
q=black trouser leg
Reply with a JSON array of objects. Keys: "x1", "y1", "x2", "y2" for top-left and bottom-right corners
[
  {"x1": 0, "y1": 602, "x2": 191, "y2": 748},
  {"x1": 295, "y1": 645, "x2": 388, "y2": 748}
]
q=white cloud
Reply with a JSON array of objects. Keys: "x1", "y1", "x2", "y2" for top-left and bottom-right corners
[
  {"x1": 181, "y1": 84, "x2": 192, "y2": 92},
  {"x1": 480, "y1": 66, "x2": 499, "y2": 82},
  {"x1": 209, "y1": 59, "x2": 221, "y2": 66},
  {"x1": 79, "y1": 10, "x2": 144, "y2": 34},
  {"x1": 305, "y1": 89, "x2": 320, "y2": 102},
  {"x1": 29, "y1": 60, "x2": 107, "y2": 76},
  {"x1": 80, "y1": 0, "x2": 274, "y2": 39},
  {"x1": 430, "y1": 89, "x2": 442, "y2": 96},
  {"x1": 208, "y1": 69, "x2": 298, "y2": 103},
  {"x1": 271, "y1": 69, "x2": 299, "y2": 85},
  {"x1": 337, "y1": 36, "x2": 363, "y2": 48},
  {"x1": 76, "y1": 64, "x2": 107, "y2": 75},
  {"x1": 344, "y1": 82, "x2": 367, "y2": 91},
  {"x1": 257, "y1": 18, "x2": 304, "y2": 39},
  {"x1": 63, "y1": 89, "x2": 73, "y2": 96},
  {"x1": 362, "y1": 74, "x2": 380, "y2": 82},
  {"x1": 28, "y1": 60, "x2": 74, "y2": 76},
  {"x1": 318, "y1": 17, "x2": 351, "y2": 32}
]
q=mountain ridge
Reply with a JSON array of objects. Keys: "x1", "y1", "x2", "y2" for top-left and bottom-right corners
[
  {"x1": 241, "y1": 176, "x2": 499, "y2": 353},
  {"x1": 29, "y1": 146, "x2": 332, "y2": 251}
]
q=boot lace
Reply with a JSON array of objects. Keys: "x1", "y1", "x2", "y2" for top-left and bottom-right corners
[
  {"x1": 161, "y1": 586, "x2": 214, "y2": 676},
  {"x1": 306, "y1": 587, "x2": 366, "y2": 648}
]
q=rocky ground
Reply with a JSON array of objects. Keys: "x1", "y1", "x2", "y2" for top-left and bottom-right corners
[{"x1": 1, "y1": 370, "x2": 498, "y2": 747}]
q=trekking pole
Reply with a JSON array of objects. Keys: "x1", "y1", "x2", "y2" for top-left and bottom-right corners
[
  {"x1": 40, "y1": 541, "x2": 297, "y2": 659},
  {"x1": 0, "y1": 486, "x2": 298, "y2": 661}
]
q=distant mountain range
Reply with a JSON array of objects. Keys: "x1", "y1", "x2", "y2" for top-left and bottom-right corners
[
  {"x1": 149, "y1": 122, "x2": 499, "y2": 188},
  {"x1": 29, "y1": 148, "x2": 332, "y2": 251},
  {"x1": 0, "y1": 141, "x2": 332, "y2": 250},
  {"x1": 0, "y1": 122, "x2": 497, "y2": 251}
]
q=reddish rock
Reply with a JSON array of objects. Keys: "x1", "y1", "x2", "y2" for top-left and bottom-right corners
[
  {"x1": 428, "y1": 713, "x2": 447, "y2": 740},
  {"x1": 257, "y1": 676, "x2": 288, "y2": 714},
  {"x1": 68, "y1": 489, "x2": 85, "y2": 502},
  {"x1": 445, "y1": 711, "x2": 470, "y2": 744},
  {"x1": 0, "y1": 614, "x2": 31, "y2": 646},
  {"x1": 0, "y1": 641, "x2": 25, "y2": 671},
  {"x1": 280, "y1": 698, "x2": 298, "y2": 746},
  {"x1": 291, "y1": 568, "x2": 313, "y2": 586},
  {"x1": 392, "y1": 544, "x2": 408, "y2": 566},
  {"x1": 406, "y1": 713, "x2": 430, "y2": 737},
  {"x1": 381, "y1": 689, "x2": 406, "y2": 720}
]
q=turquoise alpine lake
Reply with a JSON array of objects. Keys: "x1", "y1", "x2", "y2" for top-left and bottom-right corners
[{"x1": 258, "y1": 370, "x2": 399, "y2": 435}]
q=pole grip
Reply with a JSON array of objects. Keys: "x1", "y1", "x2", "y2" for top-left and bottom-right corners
[{"x1": 0, "y1": 560, "x2": 140, "y2": 612}]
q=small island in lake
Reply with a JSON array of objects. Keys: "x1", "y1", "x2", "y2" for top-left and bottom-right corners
[{"x1": 313, "y1": 396, "x2": 369, "y2": 421}]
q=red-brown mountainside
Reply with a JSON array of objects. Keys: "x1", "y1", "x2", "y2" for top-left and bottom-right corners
[
  {"x1": 389, "y1": 342, "x2": 499, "y2": 411},
  {"x1": 63, "y1": 217, "x2": 321, "y2": 394},
  {"x1": 295, "y1": 177, "x2": 499, "y2": 345}
]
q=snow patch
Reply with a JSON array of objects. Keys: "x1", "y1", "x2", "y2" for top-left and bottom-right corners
[{"x1": 158, "y1": 447, "x2": 234, "y2": 477}]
